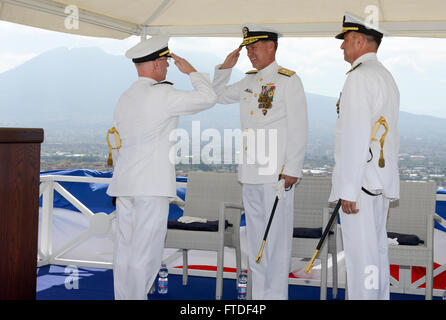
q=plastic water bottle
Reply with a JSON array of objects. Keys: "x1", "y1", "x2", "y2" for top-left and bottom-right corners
[
  {"x1": 158, "y1": 263, "x2": 168, "y2": 294},
  {"x1": 237, "y1": 270, "x2": 247, "y2": 300}
]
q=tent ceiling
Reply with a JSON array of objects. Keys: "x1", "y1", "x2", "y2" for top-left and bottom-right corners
[{"x1": 1, "y1": 0, "x2": 446, "y2": 39}]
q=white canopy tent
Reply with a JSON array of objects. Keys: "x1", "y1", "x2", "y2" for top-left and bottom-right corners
[{"x1": 1, "y1": 0, "x2": 446, "y2": 39}]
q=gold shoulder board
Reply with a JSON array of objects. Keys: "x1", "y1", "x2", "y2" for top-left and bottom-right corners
[
  {"x1": 278, "y1": 67, "x2": 296, "y2": 77},
  {"x1": 346, "y1": 62, "x2": 362, "y2": 74}
]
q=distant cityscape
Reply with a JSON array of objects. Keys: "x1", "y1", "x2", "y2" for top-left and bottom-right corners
[
  {"x1": 40, "y1": 140, "x2": 446, "y2": 189},
  {"x1": 4, "y1": 47, "x2": 443, "y2": 190}
]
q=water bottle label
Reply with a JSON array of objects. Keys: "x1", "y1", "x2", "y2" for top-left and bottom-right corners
[
  {"x1": 159, "y1": 280, "x2": 168, "y2": 286},
  {"x1": 158, "y1": 277, "x2": 168, "y2": 294}
]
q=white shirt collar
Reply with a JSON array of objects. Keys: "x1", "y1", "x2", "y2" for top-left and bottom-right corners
[
  {"x1": 352, "y1": 52, "x2": 377, "y2": 67},
  {"x1": 258, "y1": 60, "x2": 278, "y2": 76},
  {"x1": 138, "y1": 76, "x2": 158, "y2": 84}
]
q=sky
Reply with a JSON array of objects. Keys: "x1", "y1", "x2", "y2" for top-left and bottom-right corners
[{"x1": 1, "y1": 20, "x2": 446, "y2": 119}]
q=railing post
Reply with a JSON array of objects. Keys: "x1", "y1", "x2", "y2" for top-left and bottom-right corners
[{"x1": 39, "y1": 179, "x2": 54, "y2": 264}]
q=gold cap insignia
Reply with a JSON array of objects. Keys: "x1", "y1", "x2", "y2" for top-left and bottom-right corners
[{"x1": 243, "y1": 27, "x2": 249, "y2": 38}]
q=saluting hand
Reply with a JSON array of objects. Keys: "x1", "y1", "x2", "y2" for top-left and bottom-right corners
[
  {"x1": 171, "y1": 53, "x2": 197, "y2": 75},
  {"x1": 219, "y1": 47, "x2": 242, "y2": 70}
]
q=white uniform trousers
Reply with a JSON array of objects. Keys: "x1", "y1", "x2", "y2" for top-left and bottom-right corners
[
  {"x1": 113, "y1": 196, "x2": 169, "y2": 300},
  {"x1": 340, "y1": 191, "x2": 390, "y2": 300},
  {"x1": 243, "y1": 183, "x2": 294, "y2": 300}
]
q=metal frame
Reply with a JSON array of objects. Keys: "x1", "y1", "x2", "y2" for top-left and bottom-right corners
[
  {"x1": 38, "y1": 174, "x2": 116, "y2": 269},
  {"x1": 4, "y1": 0, "x2": 446, "y2": 38},
  {"x1": 2, "y1": 0, "x2": 140, "y2": 35},
  {"x1": 143, "y1": 21, "x2": 446, "y2": 38},
  {"x1": 388, "y1": 213, "x2": 446, "y2": 297}
]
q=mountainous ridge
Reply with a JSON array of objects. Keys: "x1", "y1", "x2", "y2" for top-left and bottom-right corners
[{"x1": 1, "y1": 46, "x2": 445, "y2": 151}]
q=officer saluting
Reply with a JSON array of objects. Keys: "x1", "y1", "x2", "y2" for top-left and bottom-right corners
[
  {"x1": 107, "y1": 36, "x2": 217, "y2": 300},
  {"x1": 329, "y1": 13, "x2": 400, "y2": 300},
  {"x1": 213, "y1": 24, "x2": 308, "y2": 299}
]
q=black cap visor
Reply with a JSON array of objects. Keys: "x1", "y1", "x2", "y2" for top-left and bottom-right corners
[
  {"x1": 132, "y1": 46, "x2": 171, "y2": 63},
  {"x1": 335, "y1": 22, "x2": 383, "y2": 40}
]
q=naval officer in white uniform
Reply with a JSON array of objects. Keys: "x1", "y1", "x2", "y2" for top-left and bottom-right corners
[
  {"x1": 107, "y1": 36, "x2": 217, "y2": 300},
  {"x1": 329, "y1": 13, "x2": 400, "y2": 300},
  {"x1": 213, "y1": 24, "x2": 308, "y2": 299}
]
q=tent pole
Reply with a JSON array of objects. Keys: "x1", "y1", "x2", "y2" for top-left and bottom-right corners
[{"x1": 143, "y1": 0, "x2": 172, "y2": 26}]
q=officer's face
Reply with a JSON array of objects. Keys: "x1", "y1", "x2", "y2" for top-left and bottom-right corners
[
  {"x1": 341, "y1": 32, "x2": 359, "y2": 64},
  {"x1": 246, "y1": 41, "x2": 275, "y2": 70}
]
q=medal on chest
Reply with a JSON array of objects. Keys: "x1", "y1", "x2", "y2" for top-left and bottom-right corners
[{"x1": 258, "y1": 83, "x2": 275, "y2": 116}]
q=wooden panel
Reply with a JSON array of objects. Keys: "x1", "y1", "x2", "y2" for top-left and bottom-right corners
[{"x1": 0, "y1": 128, "x2": 43, "y2": 300}]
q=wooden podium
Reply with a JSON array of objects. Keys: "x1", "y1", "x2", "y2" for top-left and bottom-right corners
[{"x1": 0, "y1": 128, "x2": 44, "y2": 300}]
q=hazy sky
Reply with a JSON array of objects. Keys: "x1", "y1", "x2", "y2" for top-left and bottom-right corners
[{"x1": 1, "y1": 20, "x2": 446, "y2": 119}]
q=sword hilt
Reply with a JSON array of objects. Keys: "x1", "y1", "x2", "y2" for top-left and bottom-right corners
[
  {"x1": 256, "y1": 240, "x2": 266, "y2": 263},
  {"x1": 305, "y1": 249, "x2": 319, "y2": 274}
]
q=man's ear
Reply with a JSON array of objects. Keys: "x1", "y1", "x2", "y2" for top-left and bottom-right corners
[
  {"x1": 153, "y1": 60, "x2": 162, "y2": 72},
  {"x1": 266, "y1": 40, "x2": 276, "y2": 53},
  {"x1": 357, "y1": 33, "x2": 368, "y2": 49}
]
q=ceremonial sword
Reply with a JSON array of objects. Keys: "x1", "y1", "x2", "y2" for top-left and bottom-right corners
[
  {"x1": 304, "y1": 199, "x2": 342, "y2": 274},
  {"x1": 256, "y1": 167, "x2": 285, "y2": 263}
]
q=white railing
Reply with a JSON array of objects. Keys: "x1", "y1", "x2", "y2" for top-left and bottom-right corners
[
  {"x1": 38, "y1": 175, "x2": 194, "y2": 276},
  {"x1": 39, "y1": 175, "x2": 115, "y2": 269},
  {"x1": 38, "y1": 174, "x2": 446, "y2": 297}
]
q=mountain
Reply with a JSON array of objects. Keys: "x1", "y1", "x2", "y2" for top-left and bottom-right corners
[
  {"x1": 0, "y1": 47, "x2": 131, "y2": 123},
  {"x1": 0, "y1": 47, "x2": 445, "y2": 156}
]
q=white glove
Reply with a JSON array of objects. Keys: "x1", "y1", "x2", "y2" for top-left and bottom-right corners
[
  {"x1": 178, "y1": 216, "x2": 208, "y2": 224},
  {"x1": 274, "y1": 179, "x2": 286, "y2": 200},
  {"x1": 388, "y1": 237, "x2": 399, "y2": 246}
]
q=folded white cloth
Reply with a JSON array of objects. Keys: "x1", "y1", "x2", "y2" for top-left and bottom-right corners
[
  {"x1": 178, "y1": 216, "x2": 208, "y2": 224},
  {"x1": 388, "y1": 237, "x2": 399, "y2": 246},
  {"x1": 274, "y1": 179, "x2": 286, "y2": 200}
]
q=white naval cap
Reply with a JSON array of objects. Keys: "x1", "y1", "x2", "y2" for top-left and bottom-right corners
[
  {"x1": 335, "y1": 12, "x2": 385, "y2": 40},
  {"x1": 125, "y1": 35, "x2": 171, "y2": 63},
  {"x1": 240, "y1": 23, "x2": 281, "y2": 47}
]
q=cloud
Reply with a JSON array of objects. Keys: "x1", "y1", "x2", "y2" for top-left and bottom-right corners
[
  {"x1": 171, "y1": 37, "x2": 240, "y2": 58},
  {"x1": 383, "y1": 55, "x2": 426, "y2": 74},
  {"x1": 380, "y1": 37, "x2": 446, "y2": 71},
  {"x1": 171, "y1": 37, "x2": 253, "y2": 70}
]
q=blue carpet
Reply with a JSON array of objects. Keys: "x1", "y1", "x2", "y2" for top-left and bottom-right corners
[{"x1": 36, "y1": 265, "x2": 440, "y2": 301}]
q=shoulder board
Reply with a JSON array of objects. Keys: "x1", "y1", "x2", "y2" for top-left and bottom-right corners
[
  {"x1": 346, "y1": 62, "x2": 362, "y2": 74},
  {"x1": 278, "y1": 67, "x2": 296, "y2": 77},
  {"x1": 154, "y1": 81, "x2": 174, "y2": 85},
  {"x1": 245, "y1": 70, "x2": 258, "y2": 75}
]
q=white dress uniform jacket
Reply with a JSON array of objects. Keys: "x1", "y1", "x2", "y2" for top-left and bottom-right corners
[
  {"x1": 212, "y1": 61, "x2": 308, "y2": 182},
  {"x1": 213, "y1": 61, "x2": 307, "y2": 299},
  {"x1": 329, "y1": 52, "x2": 400, "y2": 300},
  {"x1": 107, "y1": 72, "x2": 217, "y2": 198},
  {"x1": 329, "y1": 52, "x2": 400, "y2": 203}
]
